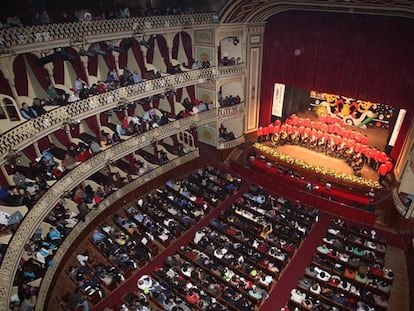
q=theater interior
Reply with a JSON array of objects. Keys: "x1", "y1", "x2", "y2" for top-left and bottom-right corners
[{"x1": 0, "y1": 0, "x2": 414, "y2": 310}]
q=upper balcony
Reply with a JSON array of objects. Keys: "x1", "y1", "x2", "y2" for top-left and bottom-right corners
[
  {"x1": 0, "y1": 13, "x2": 216, "y2": 56},
  {"x1": 0, "y1": 64, "x2": 245, "y2": 165}
]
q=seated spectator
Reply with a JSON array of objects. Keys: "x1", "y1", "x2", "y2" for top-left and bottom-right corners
[
  {"x1": 77, "y1": 145, "x2": 92, "y2": 163},
  {"x1": 96, "y1": 80, "x2": 107, "y2": 94},
  {"x1": 290, "y1": 288, "x2": 306, "y2": 304},
  {"x1": 32, "y1": 98, "x2": 46, "y2": 116},
  {"x1": 89, "y1": 140, "x2": 101, "y2": 154},
  {"x1": 133, "y1": 70, "x2": 142, "y2": 84},
  {"x1": 62, "y1": 153, "x2": 77, "y2": 171},
  {"x1": 67, "y1": 288, "x2": 90, "y2": 311},
  {"x1": 46, "y1": 83, "x2": 58, "y2": 103},
  {"x1": 74, "y1": 77, "x2": 88, "y2": 94},
  {"x1": 20, "y1": 103, "x2": 38, "y2": 120},
  {"x1": 13, "y1": 171, "x2": 28, "y2": 190}
]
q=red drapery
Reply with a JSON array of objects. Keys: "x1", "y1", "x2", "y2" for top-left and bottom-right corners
[
  {"x1": 181, "y1": 31, "x2": 194, "y2": 67},
  {"x1": 98, "y1": 42, "x2": 116, "y2": 73},
  {"x1": 186, "y1": 85, "x2": 195, "y2": 100},
  {"x1": 84, "y1": 116, "x2": 101, "y2": 141},
  {"x1": 52, "y1": 129, "x2": 70, "y2": 147},
  {"x1": 37, "y1": 136, "x2": 51, "y2": 152},
  {"x1": 87, "y1": 54, "x2": 98, "y2": 78},
  {"x1": 52, "y1": 57, "x2": 65, "y2": 85},
  {"x1": 145, "y1": 36, "x2": 156, "y2": 65},
  {"x1": 0, "y1": 70, "x2": 12, "y2": 96},
  {"x1": 260, "y1": 11, "x2": 414, "y2": 160},
  {"x1": 100, "y1": 113, "x2": 109, "y2": 127},
  {"x1": 131, "y1": 39, "x2": 146, "y2": 73},
  {"x1": 172, "y1": 33, "x2": 180, "y2": 60},
  {"x1": 13, "y1": 55, "x2": 28, "y2": 96},
  {"x1": 26, "y1": 54, "x2": 50, "y2": 90},
  {"x1": 66, "y1": 47, "x2": 88, "y2": 85},
  {"x1": 23, "y1": 144, "x2": 37, "y2": 161}
]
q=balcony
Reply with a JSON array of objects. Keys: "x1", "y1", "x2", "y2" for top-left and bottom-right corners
[
  {"x1": 0, "y1": 64, "x2": 245, "y2": 164},
  {"x1": 0, "y1": 13, "x2": 215, "y2": 55},
  {"x1": 218, "y1": 135, "x2": 246, "y2": 150}
]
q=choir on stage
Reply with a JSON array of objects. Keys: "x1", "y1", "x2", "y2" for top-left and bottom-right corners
[{"x1": 257, "y1": 114, "x2": 393, "y2": 182}]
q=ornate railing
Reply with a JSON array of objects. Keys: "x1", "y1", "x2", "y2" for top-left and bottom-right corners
[
  {"x1": 0, "y1": 107, "x2": 224, "y2": 308},
  {"x1": 218, "y1": 135, "x2": 245, "y2": 150},
  {"x1": 218, "y1": 101, "x2": 244, "y2": 117},
  {"x1": 0, "y1": 13, "x2": 215, "y2": 54},
  {"x1": 35, "y1": 150, "x2": 199, "y2": 310},
  {"x1": 392, "y1": 187, "x2": 410, "y2": 218},
  {"x1": 0, "y1": 65, "x2": 244, "y2": 164}
]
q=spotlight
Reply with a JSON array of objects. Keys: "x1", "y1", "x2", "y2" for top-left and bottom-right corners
[{"x1": 233, "y1": 37, "x2": 240, "y2": 46}]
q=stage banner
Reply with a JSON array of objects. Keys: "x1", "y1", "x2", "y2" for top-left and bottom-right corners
[
  {"x1": 272, "y1": 83, "x2": 285, "y2": 117},
  {"x1": 388, "y1": 108, "x2": 406, "y2": 147}
]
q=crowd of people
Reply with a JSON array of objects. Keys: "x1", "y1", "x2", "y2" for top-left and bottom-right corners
[
  {"x1": 114, "y1": 183, "x2": 319, "y2": 311},
  {"x1": 287, "y1": 218, "x2": 393, "y2": 311},
  {"x1": 58, "y1": 166, "x2": 242, "y2": 310},
  {"x1": 257, "y1": 114, "x2": 394, "y2": 182}
]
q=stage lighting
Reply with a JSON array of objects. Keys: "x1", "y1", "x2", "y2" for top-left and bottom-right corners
[{"x1": 79, "y1": 49, "x2": 95, "y2": 57}]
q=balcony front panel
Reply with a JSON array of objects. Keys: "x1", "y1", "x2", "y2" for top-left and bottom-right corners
[
  {"x1": 0, "y1": 65, "x2": 244, "y2": 164},
  {"x1": 0, "y1": 14, "x2": 215, "y2": 54}
]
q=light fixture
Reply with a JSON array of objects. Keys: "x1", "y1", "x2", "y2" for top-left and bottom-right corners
[
  {"x1": 79, "y1": 49, "x2": 95, "y2": 57},
  {"x1": 139, "y1": 39, "x2": 151, "y2": 50},
  {"x1": 233, "y1": 37, "x2": 240, "y2": 46}
]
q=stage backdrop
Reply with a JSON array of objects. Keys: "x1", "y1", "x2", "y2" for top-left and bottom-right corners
[{"x1": 260, "y1": 11, "x2": 414, "y2": 161}]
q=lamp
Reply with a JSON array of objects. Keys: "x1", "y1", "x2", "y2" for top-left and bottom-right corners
[
  {"x1": 139, "y1": 39, "x2": 151, "y2": 50},
  {"x1": 233, "y1": 37, "x2": 240, "y2": 46},
  {"x1": 79, "y1": 49, "x2": 95, "y2": 57}
]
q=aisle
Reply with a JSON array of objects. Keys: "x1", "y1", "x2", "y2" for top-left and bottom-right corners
[{"x1": 259, "y1": 212, "x2": 332, "y2": 310}]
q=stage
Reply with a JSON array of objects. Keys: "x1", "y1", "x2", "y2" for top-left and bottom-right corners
[{"x1": 272, "y1": 144, "x2": 379, "y2": 182}]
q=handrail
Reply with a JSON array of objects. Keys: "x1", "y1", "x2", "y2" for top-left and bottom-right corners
[
  {"x1": 218, "y1": 136, "x2": 245, "y2": 150},
  {"x1": 0, "y1": 13, "x2": 215, "y2": 54},
  {"x1": 0, "y1": 103, "x2": 242, "y2": 308},
  {"x1": 0, "y1": 64, "x2": 245, "y2": 164},
  {"x1": 35, "y1": 150, "x2": 199, "y2": 310}
]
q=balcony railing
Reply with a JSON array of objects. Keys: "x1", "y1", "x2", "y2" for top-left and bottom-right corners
[
  {"x1": 218, "y1": 135, "x2": 245, "y2": 150},
  {"x1": 0, "y1": 64, "x2": 245, "y2": 164},
  {"x1": 0, "y1": 13, "x2": 215, "y2": 54},
  {"x1": 34, "y1": 150, "x2": 199, "y2": 310},
  {"x1": 0, "y1": 103, "x2": 232, "y2": 307}
]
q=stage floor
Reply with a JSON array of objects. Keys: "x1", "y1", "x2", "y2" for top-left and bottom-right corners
[{"x1": 274, "y1": 144, "x2": 379, "y2": 182}]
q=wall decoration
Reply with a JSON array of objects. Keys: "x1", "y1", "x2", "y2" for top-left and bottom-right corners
[
  {"x1": 250, "y1": 35, "x2": 261, "y2": 44},
  {"x1": 195, "y1": 46, "x2": 214, "y2": 65},
  {"x1": 195, "y1": 30, "x2": 213, "y2": 45},
  {"x1": 310, "y1": 91, "x2": 395, "y2": 129},
  {"x1": 197, "y1": 87, "x2": 215, "y2": 104}
]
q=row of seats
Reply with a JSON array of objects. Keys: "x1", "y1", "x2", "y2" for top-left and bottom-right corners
[
  {"x1": 288, "y1": 218, "x2": 393, "y2": 311},
  {"x1": 57, "y1": 166, "x2": 242, "y2": 309},
  {"x1": 116, "y1": 186, "x2": 319, "y2": 311}
]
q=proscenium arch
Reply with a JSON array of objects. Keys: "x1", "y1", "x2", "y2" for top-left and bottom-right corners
[{"x1": 219, "y1": 0, "x2": 414, "y2": 23}]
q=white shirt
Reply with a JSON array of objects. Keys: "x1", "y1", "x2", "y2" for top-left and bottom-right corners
[{"x1": 0, "y1": 211, "x2": 10, "y2": 225}]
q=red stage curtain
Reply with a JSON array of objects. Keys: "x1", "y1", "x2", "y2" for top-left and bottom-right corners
[
  {"x1": 260, "y1": 11, "x2": 414, "y2": 159},
  {"x1": 13, "y1": 55, "x2": 28, "y2": 96},
  {"x1": 181, "y1": 31, "x2": 194, "y2": 66}
]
